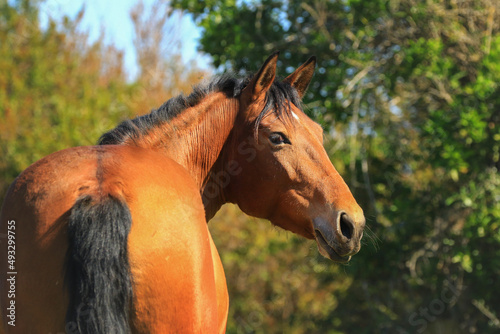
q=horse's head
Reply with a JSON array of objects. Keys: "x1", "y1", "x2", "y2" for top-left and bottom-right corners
[{"x1": 227, "y1": 52, "x2": 365, "y2": 263}]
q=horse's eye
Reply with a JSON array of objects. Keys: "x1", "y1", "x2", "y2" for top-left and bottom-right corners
[{"x1": 269, "y1": 132, "x2": 290, "y2": 145}]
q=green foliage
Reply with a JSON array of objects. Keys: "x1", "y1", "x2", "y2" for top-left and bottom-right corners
[
  {"x1": 0, "y1": 0, "x2": 207, "y2": 202},
  {"x1": 174, "y1": 0, "x2": 500, "y2": 332},
  {"x1": 0, "y1": 0, "x2": 135, "y2": 199}
]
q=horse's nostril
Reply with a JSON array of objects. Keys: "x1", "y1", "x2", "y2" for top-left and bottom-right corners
[{"x1": 339, "y1": 213, "x2": 354, "y2": 240}]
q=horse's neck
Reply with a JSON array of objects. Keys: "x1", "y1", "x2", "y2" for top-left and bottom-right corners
[{"x1": 138, "y1": 92, "x2": 239, "y2": 219}]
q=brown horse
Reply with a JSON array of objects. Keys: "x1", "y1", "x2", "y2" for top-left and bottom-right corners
[{"x1": 0, "y1": 52, "x2": 365, "y2": 333}]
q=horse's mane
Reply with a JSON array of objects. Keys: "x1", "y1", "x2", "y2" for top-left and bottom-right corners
[{"x1": 98, "y1": 73, "x2": 302, "y2": 145}]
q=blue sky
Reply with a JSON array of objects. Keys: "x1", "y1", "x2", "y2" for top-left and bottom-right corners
[{"x1": 39, "y1": 0, "x2": 210, "y2": 80}]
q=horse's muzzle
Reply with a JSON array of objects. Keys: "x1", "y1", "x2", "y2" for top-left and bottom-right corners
[{"x1": 313, "y1": 211, "x2": 364, "y2": 262}]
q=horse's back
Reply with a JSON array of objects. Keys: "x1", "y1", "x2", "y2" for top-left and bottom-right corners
[{"x1": 0, "y1": 145, "x2": 220, "y2": 333}]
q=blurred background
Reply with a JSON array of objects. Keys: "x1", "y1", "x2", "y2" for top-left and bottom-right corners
[{"x1": 1, "y1": 0, "x2": 499, "y2": 333}]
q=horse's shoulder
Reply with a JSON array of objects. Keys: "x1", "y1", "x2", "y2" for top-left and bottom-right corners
[
  {"x1": 100, "y1": 145, "x2": 204, "y2": 218},
  {"x1": 102, "y1": 145, "x2": 198, "y2": 195}
]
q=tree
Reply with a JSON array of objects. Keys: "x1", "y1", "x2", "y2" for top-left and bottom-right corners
[
  {"x1": 129, "y1": 0, "x2": 208, "y2": 113},
  {"x1": 0, "y1": 0, "x2": 134, "y2": 201},
  {"x1": 173, "y1": 0, "x2": 500, "y2": 332},
  {"x1": 0, "y1": 0, "x2": 208, "y2": 203}
]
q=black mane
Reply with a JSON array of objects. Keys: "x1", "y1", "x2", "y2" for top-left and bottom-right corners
[{"x1": 98, "y1": 73, "x2": 302, "y2": 145}]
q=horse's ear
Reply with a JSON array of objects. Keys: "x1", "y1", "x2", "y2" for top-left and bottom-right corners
[
  {"x1": 284, "y1": 56, "x2": 316, "y2": 98},
  {"x1": 244, "y1": 51, "x2": 279, "y2": 102}
]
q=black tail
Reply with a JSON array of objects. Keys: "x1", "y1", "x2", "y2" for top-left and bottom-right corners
[{"x1": 65, "y1": 195, "x2": 133, "y2": 334}]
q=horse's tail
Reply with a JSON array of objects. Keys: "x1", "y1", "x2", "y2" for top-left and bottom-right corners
[{"x1": 65, "y1": 195, "x2": 133, "y2": 334}]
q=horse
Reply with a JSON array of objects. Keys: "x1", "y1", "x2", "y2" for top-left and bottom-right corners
[{"x1": 0, "y1": 52, "x2": 365, "y2": 333}]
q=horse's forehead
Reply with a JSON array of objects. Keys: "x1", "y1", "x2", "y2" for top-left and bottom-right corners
[
  {"x1": 257, "y1": 103, "x2": 323, "y2": 141},
  {"x1": 289, "y1": 108, "x2": 324, "y2": 141}
]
